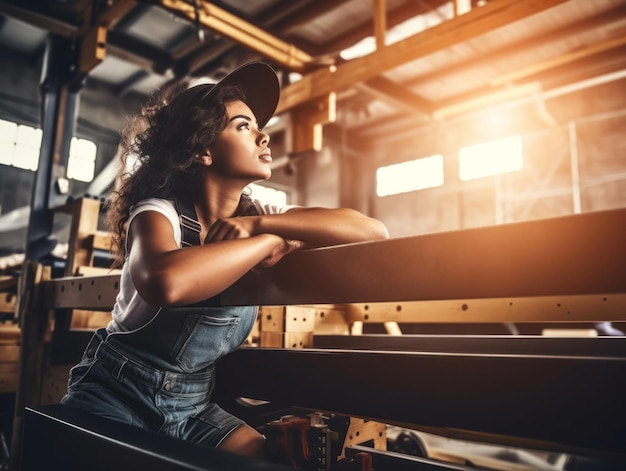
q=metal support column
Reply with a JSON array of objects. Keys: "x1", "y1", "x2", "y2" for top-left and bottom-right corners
[
  {"x1": 10, "y1": 34, "x2": 81, "y2": 471},
  {"x1": 23, "y1": 34, "x2": 81, "y2": 263}
]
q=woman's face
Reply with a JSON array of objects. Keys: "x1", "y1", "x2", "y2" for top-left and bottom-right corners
[{"x1": 208, "y1": 100, "x2": 272, "y2": 182}]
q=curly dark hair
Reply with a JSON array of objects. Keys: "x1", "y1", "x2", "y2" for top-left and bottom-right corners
[{"x1": 107, "y1": 80, "x2": 248, "y2": 267}]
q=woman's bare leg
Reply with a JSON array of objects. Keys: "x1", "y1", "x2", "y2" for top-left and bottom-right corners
[{"x1": 218, "y1": 424, "x2": 266, "y2": 458}]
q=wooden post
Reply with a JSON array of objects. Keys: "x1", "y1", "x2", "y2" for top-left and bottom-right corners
[
  {"x1": 64, "y1": 197, "x2": 102, "y2": 276},
  {"x1": 10, "y1": 262, "x2": 51, "y2": 471}
]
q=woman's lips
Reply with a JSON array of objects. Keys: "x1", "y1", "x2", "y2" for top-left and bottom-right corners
[{"x1": 259, "y1": 150, "x2": 272, "y2": 163}]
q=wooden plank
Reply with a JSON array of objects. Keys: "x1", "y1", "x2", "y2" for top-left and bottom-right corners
[
  {"x1": 91, "y1": 231, "x2": 113, "y2": 250},
  {"x1": 339, "y1": 418, "x2": 386, "y2": 460},
  {"x1": 0, "y1": 345, "x2": 20, "y2": 362},
  {"x1": 344, "y1": 295, "x2": 626, "y2": 324},
  {"x1": 0, "y1": 275, "x2": 17, "y2": 290},
  {"x1": 0, "y1": 291, "x2": 17, "y2": 314},
  {"x1": 0, "y1": 323, "x2": 20, "y2": 341},
  {"x1": 259, "y1": 331, "x2": 313, "y2": 349},
  {"x1": 42, "y1": 274, "x2": 120, "y2": 310},
  {"x1": 260, "y1": 306, "x2": 316, "y2": 333},
  {"x1": 64, "y1": 197, "x2": 102, "y2": 276},
  {"x1": 0, "y1": 373, "x2": 18, "y2": 393}
]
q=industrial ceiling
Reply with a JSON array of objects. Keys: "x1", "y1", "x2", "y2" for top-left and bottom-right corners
[{"x1": 1, "y1": 0, "x2": 625, "y2": 147}]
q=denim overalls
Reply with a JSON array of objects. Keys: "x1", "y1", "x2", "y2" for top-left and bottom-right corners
[
  {"x1": 61, "y1": 305, "x2": 257, "y2": 447},
  {"x1": 62, "y1": 196, "x2": 260, "y2": 447}
]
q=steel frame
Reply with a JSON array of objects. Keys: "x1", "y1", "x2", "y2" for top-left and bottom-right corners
[{"x1": 214, "y1": 347, "x2": 626, "y2": 460}]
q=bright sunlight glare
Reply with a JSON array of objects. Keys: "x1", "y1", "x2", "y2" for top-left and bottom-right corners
[
  {"x1": 459, "y1": 135, "x2": 523, "y2": 181},
  {"x1": 377, "y1": 155, "x2": 444, "y2": 197},
  {"x1": 249, "y1": 183, "x2": 288, "y2": 206}
]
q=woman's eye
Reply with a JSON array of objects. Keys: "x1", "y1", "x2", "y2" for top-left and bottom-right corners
[{"x1": 237, "y1": 122, "x2": 250, "y2": 130}]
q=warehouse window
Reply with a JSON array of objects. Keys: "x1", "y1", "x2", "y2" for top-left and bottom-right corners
[
  {"x1": 459, "y1": 135, "x2": 523, "y2": 181},
  {"x1": 0, "y1": 119, "x2": 97, "y2": 182},
  {"x1": 376, "y1": 154, "x2": 444, "y2": 197},
  {"x1": 0, "y1": 120, "x2": 41, "y2": 171},
  {"x1": 67, "y1": 138, "x2": 97, "y2": 182}
]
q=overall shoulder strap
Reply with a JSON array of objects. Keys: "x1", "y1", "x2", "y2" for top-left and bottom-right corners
[
  {"x1": 175, "y1": 194, "x2": 260, "y2": 247},
  {"x1": 174, "y1": 197, "x2": 201, "y2": 247}
]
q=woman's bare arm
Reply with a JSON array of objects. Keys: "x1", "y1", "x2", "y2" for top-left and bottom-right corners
[
  {"x1": 207, "y1": 207, "x2": 389, "y2": 248},
  {"x1": 128, "y1": 211, "x2": 290, "y2": 306}
]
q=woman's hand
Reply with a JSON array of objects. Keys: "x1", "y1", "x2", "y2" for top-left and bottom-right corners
[
  {"x1": 205, "y1": 216, "x2": 304, "y2": 271},
  {"x1": 255, "y1": 238, "x2": 304, "y2": 270},
  {"x1": 204, "y1": 216, "x2": 257, "y2": 243}
]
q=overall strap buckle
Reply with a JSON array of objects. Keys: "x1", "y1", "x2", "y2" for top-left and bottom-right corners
[{"x1": 175, "y1": 198, "x2": 201, "y2": 247}]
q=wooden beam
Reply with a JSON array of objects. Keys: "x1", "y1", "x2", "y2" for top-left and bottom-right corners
[
  {"x1": 491, "y1": 31, "x2": 626, "y2": 86},
  {"x1": 357, "y1": 75, "x2": 435, "y2": 115},
  {"x1": 344, "y1": 295, "x2": 626, "y2": 325},
  {"x1": 373, "y1": 0, "x2": 386, "y2": 50},
  {"x1": 91, "y1": 0, "x2": 137, "y2": 30},
  {"x1": 290, "y1": 92, "x2": 336, "y2": 153},
  {"x1": 77, "y1": 0, "x2": 138, "y2": 74},
  {"x1": 277, "y1": 0, "x2": 571, "y2": 114},
  {"x1": 158, "y1": 0, "x2": 313, "y2": 71},
  {"x1": 402, "y1": 4, "x2": 626, "y2": 91},
  {"x1": 432, "y1": 81, "x2": 542, "y2": 119},
  {"x1": 78, "y1": 26, "x2": 108, "y2": 75},
  {"x1": 10, "y1": 263, "x2": 51, "y2": 469}
]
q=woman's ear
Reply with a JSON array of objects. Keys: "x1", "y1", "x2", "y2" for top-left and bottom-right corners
[{"x1": 195, "y1": 153, "x2": 212, "y2": 166}]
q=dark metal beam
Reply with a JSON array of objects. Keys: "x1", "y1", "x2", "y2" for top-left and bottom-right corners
[
  {"x1": 221, "y1": 208, "x2": 626, "y2": 305},
  {"x1": 22, "y1": 405, "x2": 293, "y2": 471},
  {"x1": 40, "y1": 208, "x2": 626, "y2": 316},
  {"x1": 313, "y1": 335, "x2": 626, "y2": 357},
  {"x1": 214, "y1": 347, "x2": 626, "y2": 459}
]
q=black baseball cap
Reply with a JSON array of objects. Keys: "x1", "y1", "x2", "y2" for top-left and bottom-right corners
[{"x1": 169, "y1": 61, "x2": 280, "y2": 129}]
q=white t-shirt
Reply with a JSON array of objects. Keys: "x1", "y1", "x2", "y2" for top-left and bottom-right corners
[{"x1": 108, "y1": 197, "x2": 293, "y2": 332}]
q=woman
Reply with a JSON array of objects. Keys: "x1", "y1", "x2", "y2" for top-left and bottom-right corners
[{"x1": 61, "y1": 62, "x2": 388, "y2": 459}]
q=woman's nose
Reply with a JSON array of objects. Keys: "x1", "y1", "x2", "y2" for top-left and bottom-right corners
[{"x1": 257, "y1": 130, "x2": 270, "y2": 146}]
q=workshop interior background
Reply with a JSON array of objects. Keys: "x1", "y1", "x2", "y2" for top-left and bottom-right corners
[
  {"x1": 1, "y1": 0, "x2": 625, "y2": 249},
  {"x1": 1, "y1": 1, "x2": 626, "y2": 470}
]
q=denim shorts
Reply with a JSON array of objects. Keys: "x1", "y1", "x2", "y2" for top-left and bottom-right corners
[{"x1": 61, "y1": 326, "x2": 247, "y2": 448}]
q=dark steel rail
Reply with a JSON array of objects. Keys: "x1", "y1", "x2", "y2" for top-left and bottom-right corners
[{"x1": 214, "y1": 347, "x2": 626, "y2": 460}]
